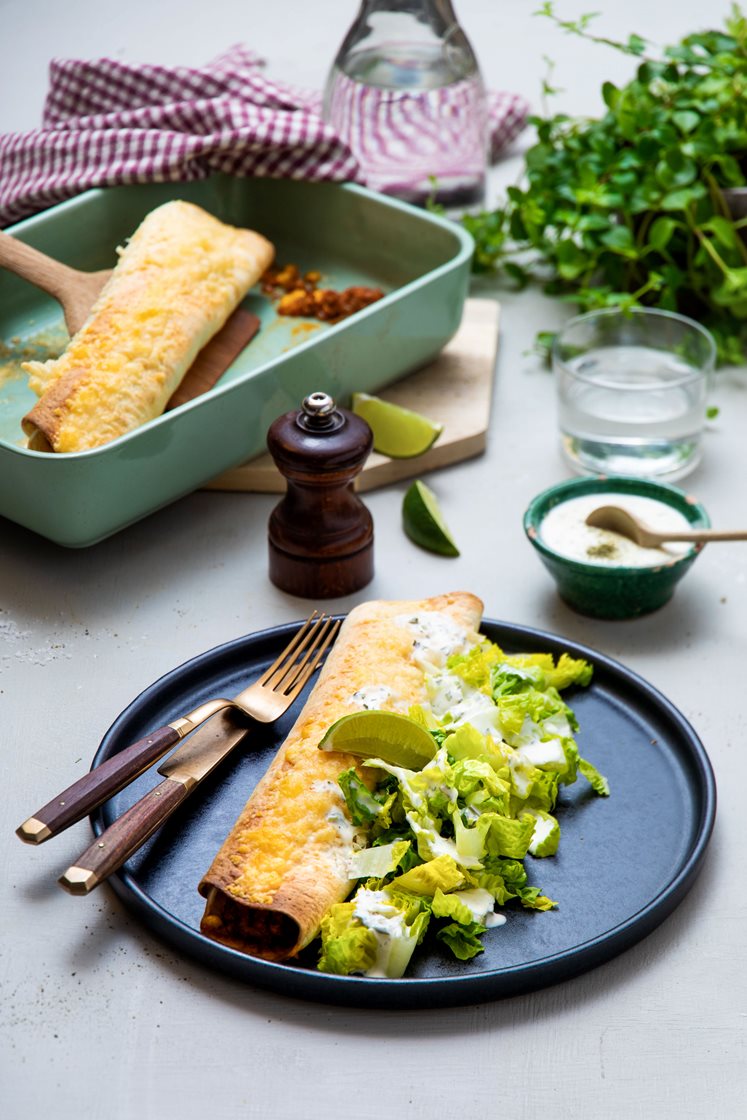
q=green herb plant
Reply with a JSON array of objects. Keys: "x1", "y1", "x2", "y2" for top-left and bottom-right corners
[{"x1": 465, "y1": 3, "x2": 747, "y2": 363}]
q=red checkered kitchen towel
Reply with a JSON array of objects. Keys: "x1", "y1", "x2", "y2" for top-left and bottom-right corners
[{"x1": 0, "y1": 45, "x2": 528, "y2": 228}]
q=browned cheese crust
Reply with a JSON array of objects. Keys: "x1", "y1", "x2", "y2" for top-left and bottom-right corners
[
  {"x1": 22, "y1": 200, "x2": 274, "y2": 453},
  {"x1": 198, "y1": 592, "x2": 484, "y2": 960}
]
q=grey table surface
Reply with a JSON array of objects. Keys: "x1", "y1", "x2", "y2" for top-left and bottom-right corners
[{"x1": 1, "y1": 2, "x2": 746, "y2": 1118}]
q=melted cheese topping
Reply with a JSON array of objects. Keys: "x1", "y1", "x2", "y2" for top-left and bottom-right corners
[
  {"x1": 219, "y1": 607, "x2": 438, "y2": 905},
  {"x1": 200, "y1": 595, "x2": 483, "y2": 933},
  {"x1": 22, "y1": 200, "x2": 274, "y2": 452}
]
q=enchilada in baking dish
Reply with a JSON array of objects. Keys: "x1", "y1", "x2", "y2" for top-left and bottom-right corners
[{"x1": 22, "y1": 200, "x2": 274, "y2": 452}]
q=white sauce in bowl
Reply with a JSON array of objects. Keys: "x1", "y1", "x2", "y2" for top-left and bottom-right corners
[{"x1": 540, "y1": 493, "x2": 696, "y2": 567}]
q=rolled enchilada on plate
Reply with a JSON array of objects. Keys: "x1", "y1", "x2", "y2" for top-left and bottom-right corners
[
  {"x1": 198, "y1": 592, "x2": 483, "y2": 959},
  {"x1": 22, "y1": 200, "x2": 274, "y2": 453},
  {"x1": 198, "y1": 592, "x2": 607, "y2": 978}
]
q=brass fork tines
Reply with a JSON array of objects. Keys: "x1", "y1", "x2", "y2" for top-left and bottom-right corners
[
  {"x1": 257, "y1": 614, "x2": 341, "y2": 704},
  {"x1": 169, "y1": 612, "x2": 340, "y2": 734}
]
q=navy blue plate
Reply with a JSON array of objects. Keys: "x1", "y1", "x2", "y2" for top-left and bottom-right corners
[{"x1": 92, "y1": 619, "x2": 716, "y2": 1010}]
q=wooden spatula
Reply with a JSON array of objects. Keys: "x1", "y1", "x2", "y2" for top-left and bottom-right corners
[{"x1": 0, "y1": 229, "x2": 260, "y2": 407}]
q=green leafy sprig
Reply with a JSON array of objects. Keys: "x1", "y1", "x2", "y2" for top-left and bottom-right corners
[{"x1": 466, "y1": 3, "x2": 747, "y2": 363}]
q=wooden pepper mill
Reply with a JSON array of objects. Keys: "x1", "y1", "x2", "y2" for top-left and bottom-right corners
[{"x1": 267, "y1": 391, "x2": 374, "y2": 598}]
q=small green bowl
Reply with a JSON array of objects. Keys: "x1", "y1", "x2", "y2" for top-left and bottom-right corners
[{"x1": 523, "y1": 477, "x2": 710, "y2": 620}]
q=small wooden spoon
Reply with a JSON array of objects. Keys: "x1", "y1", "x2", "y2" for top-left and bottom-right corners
[
  {"x1": 585, "y1": 505, "x2": 747, "y2": 547},
  {"x1": 0, "y1": 229, "x2": 259, "y2": 407}
]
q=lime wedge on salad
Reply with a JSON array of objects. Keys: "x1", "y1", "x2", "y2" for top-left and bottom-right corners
[
  {"x1": 319, "y1": 710, "x2": 437, "y2": 770},
  {"x1": 352, "y1": 392, "x2": 443, "y2": 458},
  {"x1": 402, "y1": 479, "x2": 460, "y2": 557}
]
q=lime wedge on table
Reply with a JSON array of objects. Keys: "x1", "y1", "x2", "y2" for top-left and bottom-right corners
[
  {"x1": 319, "y1": 711, "x2": 437, "y2": 770},
  {"x1": 352, "y1": 392, "x2": 443, "y2": 458},
  {"x1": 402, "y1": 480, "x2": 460, "y2": 557}
]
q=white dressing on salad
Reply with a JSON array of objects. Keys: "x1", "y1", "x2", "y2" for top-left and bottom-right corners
[
  {"x1": 517, "y1": 737, "x2": 567, "y2": 770},
  {"x1": 508, "y1": 754, "x2": 533, "y2": 798},
  {"x1": 406, "y1": 814, "x2": 483, "y2": 868},
  {"x1": 541, "y1": 711, "x2": 573, "y2": 739},
  {"x1": 311, "y1": 779, "x2": 340, "y2": 795},
  {"x1": 456, "y1": 888, "x2": 507, "y2": 929},
  {"x1": 446, "y1": 692, "x2": 500, "y2": 737},
  {"x1": 540, "y1": 492, "x2": 693, "y2": 567},
  {"x1": 427, "y1": 671, "x2": 500, "y2": 736},
  {"x1": 349, "y1": 684, "x2": 396, "y2": 710},
  {"x1": 427, "y1": 672, "x2": 464, "y2": 713},
  {"x1": 352, "y1": 889, "x2": 419, "y2": 978},
  {"x1": 528, "y1": 815, "x2": 556, "y2": 855},
  {"x1": 310, "y1": 780, "x2": 366, "y2": 856},
  {"x1": 396, "y1": 610, "x2": 472, "y2": 670},
  {"x1": 317, "y1": 623, "x2": 609, "y2": 980},
  {"x1": 353, "y1": 889, "x2": 405, "y2": 935}
]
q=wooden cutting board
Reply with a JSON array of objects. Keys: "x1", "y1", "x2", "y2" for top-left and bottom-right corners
[{"x1": 203, "y1": 297, "x2": 500, "y2": 494}]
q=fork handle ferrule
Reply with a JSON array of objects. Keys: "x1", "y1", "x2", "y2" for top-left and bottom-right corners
[
  {"x1": 16, "y1": 725, "x2": 181, "y2": 844},
  {"x1": 59, "y1": 777, "x2": 193, "y2": 894},
  {"x1": 169, "y1": 697, "x2": 233, "y2": 737}
]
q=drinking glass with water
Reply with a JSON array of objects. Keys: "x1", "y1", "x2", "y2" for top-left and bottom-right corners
[
  {"x1": 322, "y1": 0, "x2": 488, "y2": 209},
  {"x1": 553, "y1": 308, "x2": 716, "y2": 482}
]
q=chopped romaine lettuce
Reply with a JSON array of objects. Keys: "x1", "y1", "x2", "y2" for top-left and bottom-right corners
[
  {"x1": 349, "y1": 839, "x2": 411, "y2": 880},
  {"x1": 527, "y1": 810, "x2": 561, "y2": 857},
  {"x1": 338, "y1": 768, "x2": 385, "y2": 826},
  {"x1": 436, "y1": 921, "x2": 487, "y2": 960},
  {"x1": 315, "y1": 634, "x2": 606, "y2": 977},
  {"x1": 318, "y1": 888, "x2": 429, "y2": 978},
  {"x1": 578, "y1": 757, "x2": 610, "y2": 796},
  {"x1": 317, "y1": 903, "x2": 379, "y2": 976},
  {"x1": 389, "y1": 854, "x2": 465, "y2": 895}
]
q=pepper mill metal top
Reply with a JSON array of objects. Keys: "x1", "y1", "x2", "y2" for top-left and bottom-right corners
[
  {"x1": 296, "y1": 391, "x2": 344, "y2": 432},
  {"x1": 266, "y1": 392, "x2": 374, "y2": 599}
]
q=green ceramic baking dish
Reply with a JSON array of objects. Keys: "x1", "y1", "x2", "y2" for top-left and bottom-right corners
[{"x1": 0, "y1": 176, "x2": 473, "y2": 546}]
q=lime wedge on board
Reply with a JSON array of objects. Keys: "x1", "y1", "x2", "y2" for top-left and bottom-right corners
[
  {"x1": 319, "y1": 710, "x2": 437, "y2": 770},
  {"x1": 352, "y1": 392, "x2": 443, "y2": 458},
  {"x1": 402, "y1": 480, "x2": 460, "y2": 557}
]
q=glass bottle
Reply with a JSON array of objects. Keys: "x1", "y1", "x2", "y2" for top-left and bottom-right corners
[{"x1": 322, "y1": 0, "x2": 488, "y2": 210}]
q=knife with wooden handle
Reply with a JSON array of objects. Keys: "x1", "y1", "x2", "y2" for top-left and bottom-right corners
[
  {"x1": 59, "y1": 711, "x2": 249, "y2": 895},
  {"x1": 16, "y1": 726, "x2": 182, "y2": 844},
  {"x1": 17, "y1": 694, "x2": 246, "y2": 844}
]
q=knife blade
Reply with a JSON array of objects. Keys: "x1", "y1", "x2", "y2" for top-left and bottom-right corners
[{"x1": 59, "y1": 710, "x2": 249, "y2": 895}]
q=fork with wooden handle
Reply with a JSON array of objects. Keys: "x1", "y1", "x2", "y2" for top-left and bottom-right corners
[
  {"x1": 17, "y1": 612, "x2": 339, "y2": 846},
  {"x1": 57, "y1": 615, "x2": 340, "y2": 895}
]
